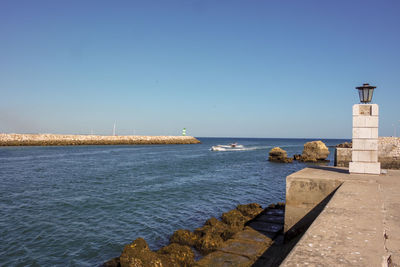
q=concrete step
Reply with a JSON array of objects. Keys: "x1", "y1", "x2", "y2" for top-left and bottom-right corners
[
  {"x1": 247, "y1": 221, "x2": 283, "y2": 235},
  {"x1": 256, "y1": 214, "x2": 284, "y2": 224}
]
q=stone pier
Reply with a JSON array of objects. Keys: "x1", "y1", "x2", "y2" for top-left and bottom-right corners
[{"x1": 282, "y1": 167, "x2": 400, "y2": 266}]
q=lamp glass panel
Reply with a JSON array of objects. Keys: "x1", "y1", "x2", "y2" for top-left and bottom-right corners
[
  {"x1": 364, "y1": 88, "x2": 369, "y2": 102},
  {"x1": 368, "y1": 89, "x2": 374, "y2": 102},
  {"x1": 358, "y1": 90, "x2": 363, "y2": 103}
]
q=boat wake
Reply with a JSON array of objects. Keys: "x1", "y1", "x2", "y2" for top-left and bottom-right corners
[{"x1": 210, "y1": 145, "x2": 272, "y2": 152}]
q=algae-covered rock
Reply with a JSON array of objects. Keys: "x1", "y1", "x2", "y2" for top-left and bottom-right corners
[
  {"x1": 169, "y1": 229, "x2": 198, "y2": 247},
  {"x1": 237, "y1": 203, "x2": 263, "y2": 219},
  {"x1": 204, "y1": 217, "x2": 220, "y2": 227},
  {"x1": 202, "y1": 217, "x2": 237, "y2": 241},
  {"x1": 193, "y1": 217, "x2": 235, "y2": 254},
  {"x1": 119, "y1": 238, "x2": 171, "y2": 267},
  {"x1": 194, "y1": 232, "x2": 224, "y2": 255},
  {"x1": 157, "y1": 243, "x2": 194, "y2": 267},
  {"x1": 268, "y1": 147, "x2": 293, "y2": 163},
  {"x1": 301, "y1": 140, "x2": 330, "y2": 162},
  {"x1": 221, "y1": 209, "x2": 250, "y2": 229}
]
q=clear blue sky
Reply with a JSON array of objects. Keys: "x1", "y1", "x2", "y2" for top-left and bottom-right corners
[{"x1": 1, "y1": 0, "x2": 399, "y2": 138}]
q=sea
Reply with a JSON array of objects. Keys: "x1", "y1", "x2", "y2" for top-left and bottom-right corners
[{"x1": 0, "y1": 137, "x2": 348, "y2": 266}]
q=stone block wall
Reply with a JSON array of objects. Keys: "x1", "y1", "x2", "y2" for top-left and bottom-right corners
[
  {"x1": 335, "y1": 137, "x2": 400, "y2": 169},
  {"x1": 284, "y1": 175, "x2": 342, "y2": 233},
  {"x1": 334, "y1": 148, "x2": 352, "y2": 167},
  {"x1": 379, "y1": 137, "x2": 400, "y2": 169}
]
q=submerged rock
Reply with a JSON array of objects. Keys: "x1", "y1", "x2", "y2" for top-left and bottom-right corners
[
  {"x1": 301, "y1": 141, "x2": 330, "y2": 162},
  {"x1": 268, "y1": 147, "x2": 293, "y2": 163},
  {"x1": 157, "y1": 243, "x2": 195, "y2": 267}
]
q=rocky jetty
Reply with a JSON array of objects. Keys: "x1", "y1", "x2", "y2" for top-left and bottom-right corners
[
  {"x1": 299, "y1": 140, "x2": 330, "y2": 162},
  {"x1": 195, "y1": 203, "x2": 285, "y2": 267},
  {"x1": 268, "y1": 147, "x2": 293, "y2": 163},
  {"x1": 0, "y1": 134, "x2": 200, "y2": 146},
  {"x1": 103, "y1": 202, "x2": 285, "y2": 267},
  {"x1": 176, "y1": 203, "x2": 263, "y2": 255}
]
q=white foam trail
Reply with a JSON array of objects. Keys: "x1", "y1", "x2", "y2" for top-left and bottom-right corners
[{"x1": 210, "y1": 145, "x2": 272, "y2": 152}]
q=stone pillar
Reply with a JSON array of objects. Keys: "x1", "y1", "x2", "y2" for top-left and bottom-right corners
[{"x1": 349, "y1": 104, "x2": 381, "y2": 174}]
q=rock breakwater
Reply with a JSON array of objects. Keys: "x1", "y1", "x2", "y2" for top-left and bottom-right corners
[
  {"x1": 0, "y1": 134, "x2": 200, "y2": 146},
  {"x1": 103, "y1": 202, "x2": 285, "y2": 267}
]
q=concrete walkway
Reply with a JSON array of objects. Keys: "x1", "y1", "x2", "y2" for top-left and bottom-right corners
[{"x1": 281, "y1": 168, "x2": 400, "y2": 266}]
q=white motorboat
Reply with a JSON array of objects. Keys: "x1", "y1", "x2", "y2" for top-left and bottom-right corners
[{"x1": 210, "y1": 143, "x2": 244, "y2": 151}]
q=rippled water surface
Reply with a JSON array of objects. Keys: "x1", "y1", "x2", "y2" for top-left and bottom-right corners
[{"x1": 0, "y1": 137, "x2": 346, "y2": 266}]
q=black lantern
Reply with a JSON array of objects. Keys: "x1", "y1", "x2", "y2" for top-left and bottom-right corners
[{"x1": 355, "y1": 83, "x2": 376, "y2": 103}]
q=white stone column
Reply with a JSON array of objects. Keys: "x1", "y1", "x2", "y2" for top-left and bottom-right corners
[{"x1": 349, "y1": 104, "x2": 381, "y2": 174}]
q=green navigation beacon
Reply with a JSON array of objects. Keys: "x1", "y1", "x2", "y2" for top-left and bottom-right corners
[{"x1": 182, "y1": 128, "x2": 186, "y2": 136}]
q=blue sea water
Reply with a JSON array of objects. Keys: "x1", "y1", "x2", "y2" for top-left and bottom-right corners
[{"x1": 0, "y1": 137, "x2": 347, "y2": 266}]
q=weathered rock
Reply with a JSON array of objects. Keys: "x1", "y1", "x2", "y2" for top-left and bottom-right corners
[
  {"x1": 195, "y1": 223, "x2": 216, "y2": 237},
  {"x1": 221, "y1": 209, "x2": 250, "y2": 229},
  {"x1": 194, "y1": 220, "x2": 228, "y2": 254},
  {"x1": 336, "y1": 142, "x2": 352, "y2": 148},
  {"x1": 237, "y1": 203, "x2": 263, "y2": 219},
  {"x1": 204, "y1": 217, "x2": 238, "y2": 241},
  {"x1": 293, "y1": 154, "x2": 302, "y2": 161},
  {"x1": 220, "y1": 227, "x2": 238, "y2": 241},
  {"x1": 194, "y1": 232, "x2": 225, "y2": 255},
  {"x1": 102, "y1": 257, "x2": 121, "y2": 267},
  {"x1": 301, "y1": 140, "x2": 330, "y2": 162},
  {"x1": 268, "y1": 147, "x2": 293, "y2": 163},
  {"x1": 119, "y1": 238, "x2": 171, "y2": 267},
  {"x1": 204, "y1": 217, "x2": 221, "y2": 227},
  {"x1": 157, "y1": 243, "x2": 195, "y2": 267},
  {"x1": 169, "y1": 229, "x2": 198, "y2": 247}
]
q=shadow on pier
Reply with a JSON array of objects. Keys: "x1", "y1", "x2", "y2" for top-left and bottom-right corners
[{"x1": 251, "y1": 188, "x2": 339, "y2": 267}]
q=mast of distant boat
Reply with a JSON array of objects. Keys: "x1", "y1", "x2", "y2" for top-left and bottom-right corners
[{"x1": 113, "y1": 121, "x2": 116, "y2": 136}]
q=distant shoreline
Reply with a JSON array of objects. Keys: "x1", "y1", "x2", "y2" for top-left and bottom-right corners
[{"x1": 0, "y1": 133, "x2": 201, "y2": 146}]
